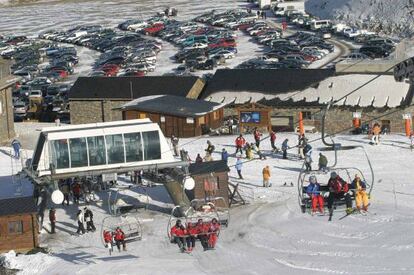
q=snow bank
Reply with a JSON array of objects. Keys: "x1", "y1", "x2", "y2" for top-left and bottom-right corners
[
  {"x1": 0, "y1": 250, "x2": 56, "y2": 275},
  {"x1": 306, "y1": 0, "x2": 414, "y2": 38}
]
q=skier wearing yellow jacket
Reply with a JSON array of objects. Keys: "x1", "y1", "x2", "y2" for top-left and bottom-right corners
[{"x1": 350, "y1": 174, "x2": 369, "y2": 211}]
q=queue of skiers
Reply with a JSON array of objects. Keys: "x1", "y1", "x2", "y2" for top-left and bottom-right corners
[
  {"x1": 170, "y1": 218, "x2": 220, "y2": 253},
  {"x1": 306, "y1": 172, "x2": 370, "y2": 215}
]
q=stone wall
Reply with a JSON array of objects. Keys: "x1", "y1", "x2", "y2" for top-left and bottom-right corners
[
  {"x1": 0, "y1": 86, "x2": 15, "y2": 145},
  {"x1": 70, "y1": 100, "x2": 127, "y2": 124}
]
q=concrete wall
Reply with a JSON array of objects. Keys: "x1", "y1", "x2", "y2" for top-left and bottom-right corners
[{"x1": 0, "y1": 86, "x2": 15, "y2": 145}]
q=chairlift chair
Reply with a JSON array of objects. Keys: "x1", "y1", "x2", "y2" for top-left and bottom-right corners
[
  {"x1": 297, "y1": 103, "x2": 375, "y2": 214},
  {"x1": 101, "y1": 215, "x2": 142, "y2": 246}
]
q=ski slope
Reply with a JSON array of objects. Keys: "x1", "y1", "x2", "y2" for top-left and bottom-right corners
[{"x1": 1, "y1": 132, "x2": 414, "y2": 274}]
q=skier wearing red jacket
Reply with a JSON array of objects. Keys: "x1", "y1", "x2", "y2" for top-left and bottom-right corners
[
  {"x1": 170, "y1": 220, "x2": 187, "y2": 252},
  {"x1": 235, "y1": 134, "x2": 246, "y2": 155},
  {"x1": 208, "y1": 218, "x2": 220, "y2": 249}
]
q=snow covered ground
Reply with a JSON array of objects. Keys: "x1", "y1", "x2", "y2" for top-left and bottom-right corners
[{"x1": 2, "y1": 130, "x2": 414, "y2": 274}]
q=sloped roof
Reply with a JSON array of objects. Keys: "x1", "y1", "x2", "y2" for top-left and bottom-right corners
[
  {"x1": 0, "y1": 196, "x2": 37, "y2": 216},
  {"x1": 69, "y1": 76, "x2": 202, "y2": 100},
  {"x1": 120, "y1": 95, "x2": 224, "y2": 118},
  {"x1": 189, "y1": 160, "x2": 230, "y2": 176},
  {"x1": 202, "y1": 69, "x2": 334, "y2": 104}
]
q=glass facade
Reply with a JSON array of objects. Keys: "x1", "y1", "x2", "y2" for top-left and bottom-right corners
[
  {"x1": 69, "y1": 138, "x2": 88, "y2": 167},
  {"x1": 106, "y1": 134, "x2": 125, "y2": 164},
  {"x1": 87, "y1": 136, "x2": 106, "y2": 166},
  {"x1": 51, "y1": 139, "x2": 69, "y2": 169},
  {"x1": 49, "y1": 131, "x2": 161, "y2": 169},
  {"x1": 142, "y1": 131, "x2": 161, "y2": 160},
  {"x1": 124, "y1": 133, "x2": 143, "y2": 162}
]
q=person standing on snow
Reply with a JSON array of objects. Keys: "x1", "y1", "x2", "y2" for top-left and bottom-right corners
[
  {"x1": 262, "y1": 165, "x2": 271, "y2": 187},
  {"x1": 235, "y1": 157, "x2": 243, "y2": 179},
  {"x1": 270, "y1": 130, "x2": 277, "y2": 152},
  {"x1": 306, "y1": 176, "x2": 324, "y2": 215},
  {"x1": 318, "y1": 153, "x2": 328, "y2": 172},
  {"x1": 49, "y1": 208, "x2": 56, "y2": 234},
  {"x1": 221, "y1": 148, "x2": 229, "y2": 164},
  {"x1": 253, "y1": 128, "x2": 262, "y2": 148},
  {"x1": 350, "y1": 174, "x2": 369, "y2": 212},
  {"x1": 327, "y1": 172, "x2": 353, "y2": 215},
  {"x1": 372, "y1": 122, "x2": 381, "y2": 145},
  {"x1": 235, "y1": 134, "x2": 246, "y2": 155},
  {"x1": 282, "y1": 139, "x2": 289, "y2": 159},
  {"x1": 76, "y1": 209, "x2": 86, "y2": 235},
  {"x1": 11, "y1": 139, "x2": 21, "y2": 159},
  {"x1": 171, "y1": 135, "x2": 179, "y2": 157}
]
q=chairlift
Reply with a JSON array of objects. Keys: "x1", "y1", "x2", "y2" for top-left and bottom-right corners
[
  {"x1": 101, "y1": 215, "x2": 142, "y2": 246},
  {"x1": 298, "y1": 103, "x2": 375, "y2": 213},
  {"x1": 166, "y1": 197, "x2": 229, "y2": 240},
  {"x1": 108, "y1": 186, "x2": 149, "y2": 216}
]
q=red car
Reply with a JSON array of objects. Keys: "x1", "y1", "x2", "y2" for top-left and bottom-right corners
[{"x1": 143, "y1": 23, "x2": 165, "y2": 35}]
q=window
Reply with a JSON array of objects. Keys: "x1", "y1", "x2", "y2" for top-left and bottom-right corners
[
  {"x1": 87, "y1": 136, "x2": 107, "y2": 166},
  {"x1": 8, "y1": 221, "x2": 23, "y2": 234},
  {"x1": 142, "y1": 131, "x2": 161, "y2": 160},
  {"x1": 106, "y1": 134, "x2": 125, "y2": 164},
  {"x1": 69, "y1": 138, "x2": 88, "y2": 167},
  {"x1": 186, "y1": 117, "x2": 194, "y2": 124},
  {"x1": 302, "y1": 111, "x2": 312, "y2": 120},
  {"x1": 50, "y1": 139, "x2": 69, "y2": 169},
  {"x1": 124, "y1": 133, "x2": 143, "y2": 162}
]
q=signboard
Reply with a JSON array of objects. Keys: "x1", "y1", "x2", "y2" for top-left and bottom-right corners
[{"x1": 240, "y1": 111, "x2": 261, "y2": 123}]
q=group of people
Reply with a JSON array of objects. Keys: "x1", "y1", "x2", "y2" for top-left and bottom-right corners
[
  {"x1": 170, "y1": 218, "x2": 220, "y2": 253},
  {"x1": 306, "y1": 172, "x2": 370, "y2": 215},
  {"x1": 103, "y1": 227, "x2": 126, "y2": 254},
  {"x1": 76, "y1": 207, "x2": 96, "y2": 235}
]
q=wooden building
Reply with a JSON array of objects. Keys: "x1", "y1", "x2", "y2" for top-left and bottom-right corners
[
  {"x1": 69, "y1": 76, "x2": 205, "y2": 124},
  {"x1": 0, "y1": 59, "x2": 19, "y2": 145},
  {"x1": 120, "y1": 95, "x2": 225, "y2": 138},
  {"x1": 188, "y1": 160, "x2": 230, "y2": 208},
  {"x1": 0, "y1": 196, "x2": 38, "y2": 253}
]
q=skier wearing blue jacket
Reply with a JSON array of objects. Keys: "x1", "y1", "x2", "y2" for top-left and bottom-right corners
[{"x1": 306, "y1": 175, "x2": 324, "y2": 214}]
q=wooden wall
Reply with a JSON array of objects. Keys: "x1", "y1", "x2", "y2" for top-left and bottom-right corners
[
  {"x1": 192, "y1": 171, "x2": 229, "y2": 208},
  {"x1": 0, "y1": 213, "x2": 38, "y2": 253},
  {"x1": 123, "y1": 108, "x2": 224, "y2": 138}
]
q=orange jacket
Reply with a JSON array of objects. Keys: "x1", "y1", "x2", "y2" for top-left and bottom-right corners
[{"x1": 262, "y1": 167, "x2": 271, "y2": 180}]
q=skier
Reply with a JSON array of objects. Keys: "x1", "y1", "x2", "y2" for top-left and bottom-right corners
[
  {"x1": 114, "y1": 227, "x2": 126, "y2": 252},
  {"x1": 262, "y1": 165, "x2": 271, "y2": 187},
  {"x1": 195, "y1": 219, "x2": 209, "y2": 250},
  {"x1": 221, "y1": 148, "x2": 229, "y2": 164},
  {"x1": 76, "y1": 210, "x2": 86, "y2": 235},
  {"x1": 327, "y1": 172, "x2": 353, "y2": 215},
  {"x1": 235, "y1": 157, "x2": 243, "y2": 179},
  {"x1": 84, "y1": 207, "x2": 96, "y2": 232},
  {"x1": 11, "y1": 139, "x2": 21, "y2": 159},
  {"x1": 171, "y1": 135, "x2": 179, "y2": 157},
  {"x1": 306, "y1": 176, "x2": 324, "y2": 214},
  {"x1": 253, "y1": 128, "x2": 262, "y2": 148},
  {"x1": 103, "y1": 230, "x2": 114, "y2": 255},
  {"x1": 270, "y1": 130, "x2": 277, "y2": 152},
  {"x1": 282, "y1": 139, "x2": 289, "y2": 159},
  {"x1": 318, "y1": 153, "x2": 328, "y2": 172},
  {"x1": 235, "y1": 134, "x2": 246, "y2": 155},
  {"x1": 49, "y1": 208, "x2": 56, "y2": 234},
  {"x1": 372, "y1": 122, "x2": 381, "y2": 145},
  {"x1": 208, "y1": 218, "x2": 220, "y2": 249},
  {"x1": 185, "y1": 222, "x2": 197, "y2": 252},
  {"x1": 350, "y1": 174, "x2": 369, "y2": 211},
  {"x1": 170, "y1": 219, "x2": 187, "y2": 253},
  {"x1": 72, "y1": 181, "x2": 81, "y2": 204},
  {"x1": 195, "y1": 153, "x2": 203, "y2": 163}
]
